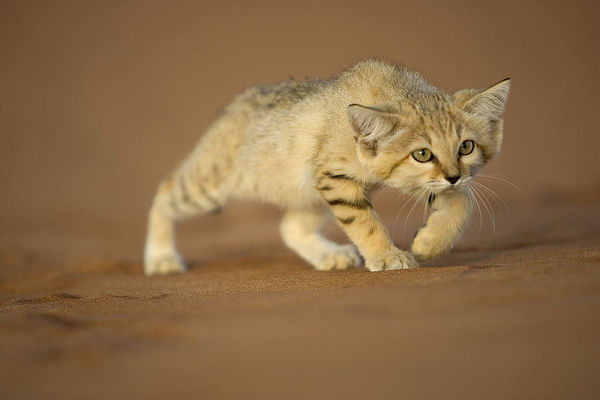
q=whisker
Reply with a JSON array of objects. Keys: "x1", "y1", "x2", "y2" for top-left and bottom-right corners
[
  {"x1": 472, "y1": 185, "x2": 496, "y2": 234},
  {"x1": 467, "y1": 185, "x2": 483, "y2": 233},
  {"x1": 478, "y1": 174, "x2": 521, "y2": 190},
  {"x1": 391, "y1": 192, "x2": 407, "y2": 238},
  {"x1": 392, "y1": 189, "x2": 421, "y2": 238},
  {"x1": 403, "y1": 189, "x2": 427, "y2": 241},
  {"x1": 422, "y1": 189, "x2": 431, "y2": 224},
  {"x1": 478, "y1": 186, "x2": 497, "y2": 233},
  {"x1": 472, "y1": 181, "x2": 509, "y2": 211}
]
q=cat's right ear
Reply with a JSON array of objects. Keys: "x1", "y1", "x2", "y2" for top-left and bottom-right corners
[{"x1": 347, "y1": 104, "x2": 397, "y2": 149}]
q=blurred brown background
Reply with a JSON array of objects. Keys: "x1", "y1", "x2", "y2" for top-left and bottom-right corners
[
  {"x1": 1, "y1": 0, "x2": 599, "y2": 259},
  {"x1": 1, "y1": 1, "x2": 599, "y2": 399}
]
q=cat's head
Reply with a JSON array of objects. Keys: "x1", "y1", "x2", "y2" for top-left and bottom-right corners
[{"x1": 347, "y1": 79, "x2": 510, "y2": 195}]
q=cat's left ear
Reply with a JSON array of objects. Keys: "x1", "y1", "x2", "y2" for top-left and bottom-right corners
[
  {"x1": 347, "y1": 104, "x2": 398, "y2": 148},
  {"x1": 455, "y1": 78, "x2": 511, "y2": 121}
]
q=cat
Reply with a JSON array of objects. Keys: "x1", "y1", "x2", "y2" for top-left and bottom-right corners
[{"x1": 144, "y1": 59, "x2": 510, "y2": 275}]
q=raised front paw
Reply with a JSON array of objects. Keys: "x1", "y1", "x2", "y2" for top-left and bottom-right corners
[
  {"x1": 411, "y1": 225, "x2": 450, "y2": 261},
  {"x1": 144, "y1": 252, "x2": 187, "y2": 276},
  {"x1": 314, "y1": 244, "x2": 362, "y2": 271},
  {"x1": 365, "y1": 247, "x2": 419, "y2": 272}
]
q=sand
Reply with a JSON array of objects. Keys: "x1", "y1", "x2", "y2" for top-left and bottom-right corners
[
  {"x1": 1, "y1": 1, "x2": 599, "y2": 399},
  {"x1": 2, "y1": 203, "x2": 599, "y2": 399}
]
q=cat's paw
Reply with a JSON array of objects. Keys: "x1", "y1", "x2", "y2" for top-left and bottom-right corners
[
  {"x1": 365, "y1": 247, "x2": 419, "y2": 271},
  {"x1": 144, "y1": 252, "x2": 187, "y2": 276},
  {"x1": 314, "y1": 244, "x2": 362, "y2": 271},
  {"x1": 411, "y1": 225, "x2": 448, "y2": 261}
]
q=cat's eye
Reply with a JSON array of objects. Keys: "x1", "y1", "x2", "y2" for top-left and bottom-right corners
[
  {"x1": 459, "y1": 140, "x2": 474, "y2": 156},
  {"x1": 412, "y1": 148, "x2": 433, "y2": 163}
]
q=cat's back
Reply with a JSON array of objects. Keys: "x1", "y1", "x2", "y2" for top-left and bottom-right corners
[
  {"x1": 224, "y1": 59, "x2": 434, "y2": 129},
  {"x1": 233, "y1": 78, "x2": 331, "y2": 114},
  {"x1": 334, "y1": 59, "x2": 437, "y2": 105}
]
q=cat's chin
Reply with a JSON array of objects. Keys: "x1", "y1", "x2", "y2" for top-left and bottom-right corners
[{"x1": 439, "y1": 187, "x2": 467, "y2": 197}]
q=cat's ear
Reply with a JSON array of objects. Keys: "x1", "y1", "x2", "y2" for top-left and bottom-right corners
[
  {"x1": 455, "y1": 78, "x2": 511, "y2": 121},
  {"x1": 347, "y1": 104, "x2": 397, "y2": 146}
]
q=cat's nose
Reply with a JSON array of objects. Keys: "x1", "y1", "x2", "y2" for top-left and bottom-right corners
[{"x1": 445, "y1": 175, "x2": 460, "y2": 184}]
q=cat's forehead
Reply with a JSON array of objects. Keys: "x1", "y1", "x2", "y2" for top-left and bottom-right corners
[
  {"x1": 415, "y1": 108, "x2": 463, "y2": 143},
  {"x1": 413, "y1": 91, "x2": 453, "y2": 110}
]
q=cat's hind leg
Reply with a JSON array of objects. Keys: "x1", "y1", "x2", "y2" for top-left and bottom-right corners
[
  {"x1": 280, "y1": 208, "x2": 362, "y2": 271},
  {"x1": 144, "y1": 171, "x2": 224, "y2": 276}
]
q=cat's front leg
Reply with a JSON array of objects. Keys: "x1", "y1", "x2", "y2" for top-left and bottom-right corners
[
  {"x1": 411, "y1": 189, "x2": 472, "y2": 260},
  {"x1": 317, "y1": 172, "x2": 418, "y2": 271}
]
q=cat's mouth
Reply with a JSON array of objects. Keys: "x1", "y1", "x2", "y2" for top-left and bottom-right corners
[{"x1": 425, "y1": 180, "x2": 470, "y2": 195}]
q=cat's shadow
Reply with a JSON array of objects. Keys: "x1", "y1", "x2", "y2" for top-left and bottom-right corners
[
  {"x1": 185, "y1": 227, "x2": 593, "y2": 273},
  {"x1": 422, "y1": 234, "x2": 586, "y2": 268}
]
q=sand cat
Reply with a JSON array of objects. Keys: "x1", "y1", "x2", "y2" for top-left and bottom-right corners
[{"x1": 144, "y1": 59, "x2": 510, "y2": 275}]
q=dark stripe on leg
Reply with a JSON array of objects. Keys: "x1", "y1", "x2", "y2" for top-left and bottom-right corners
[
  {"x1": 337, "y1": 216, "x2": 356, "y2": 225},
  {"x1": 179, "y1": 176, "x2": 201, "y2": 208},
  {"x1": 327, "y1": 198, "x2": 371, "y2": 209},
  {"x1": 323, "y1": 171, "x2": 356, "y2": 182},
  {"x1": 197, "y1": 183, "x2": 220, "y2": 209}
]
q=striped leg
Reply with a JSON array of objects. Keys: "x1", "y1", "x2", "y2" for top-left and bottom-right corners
[
  {"x1": 317, "y1": 171, "x2": 419, "y2": 271},
  {"x1": 144, "y1": 172, "x2": 223, "y2": 276},
  {"x1": 280, "y1": 209, "x2": 361, "y2": 271}
]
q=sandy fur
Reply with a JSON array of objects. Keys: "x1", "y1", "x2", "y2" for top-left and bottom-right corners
[{"x1": 144, "y1": 59, "x2": 510, "y2": 275}]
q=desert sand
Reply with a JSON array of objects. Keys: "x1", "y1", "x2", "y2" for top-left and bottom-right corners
[{"x1": 1, "y1": 1, "x2": 599, "y2": 399}]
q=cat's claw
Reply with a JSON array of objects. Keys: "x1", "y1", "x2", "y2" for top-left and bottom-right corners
[
  {"x1": 365, "y1": 247, "x2": 419, "y2": 271},
  {"x1": 144, "y1": 252, "x2": 187, "y2": 276},
  {"x1": 314, "y1": 245, "x2": 362, "y2": 271}
]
